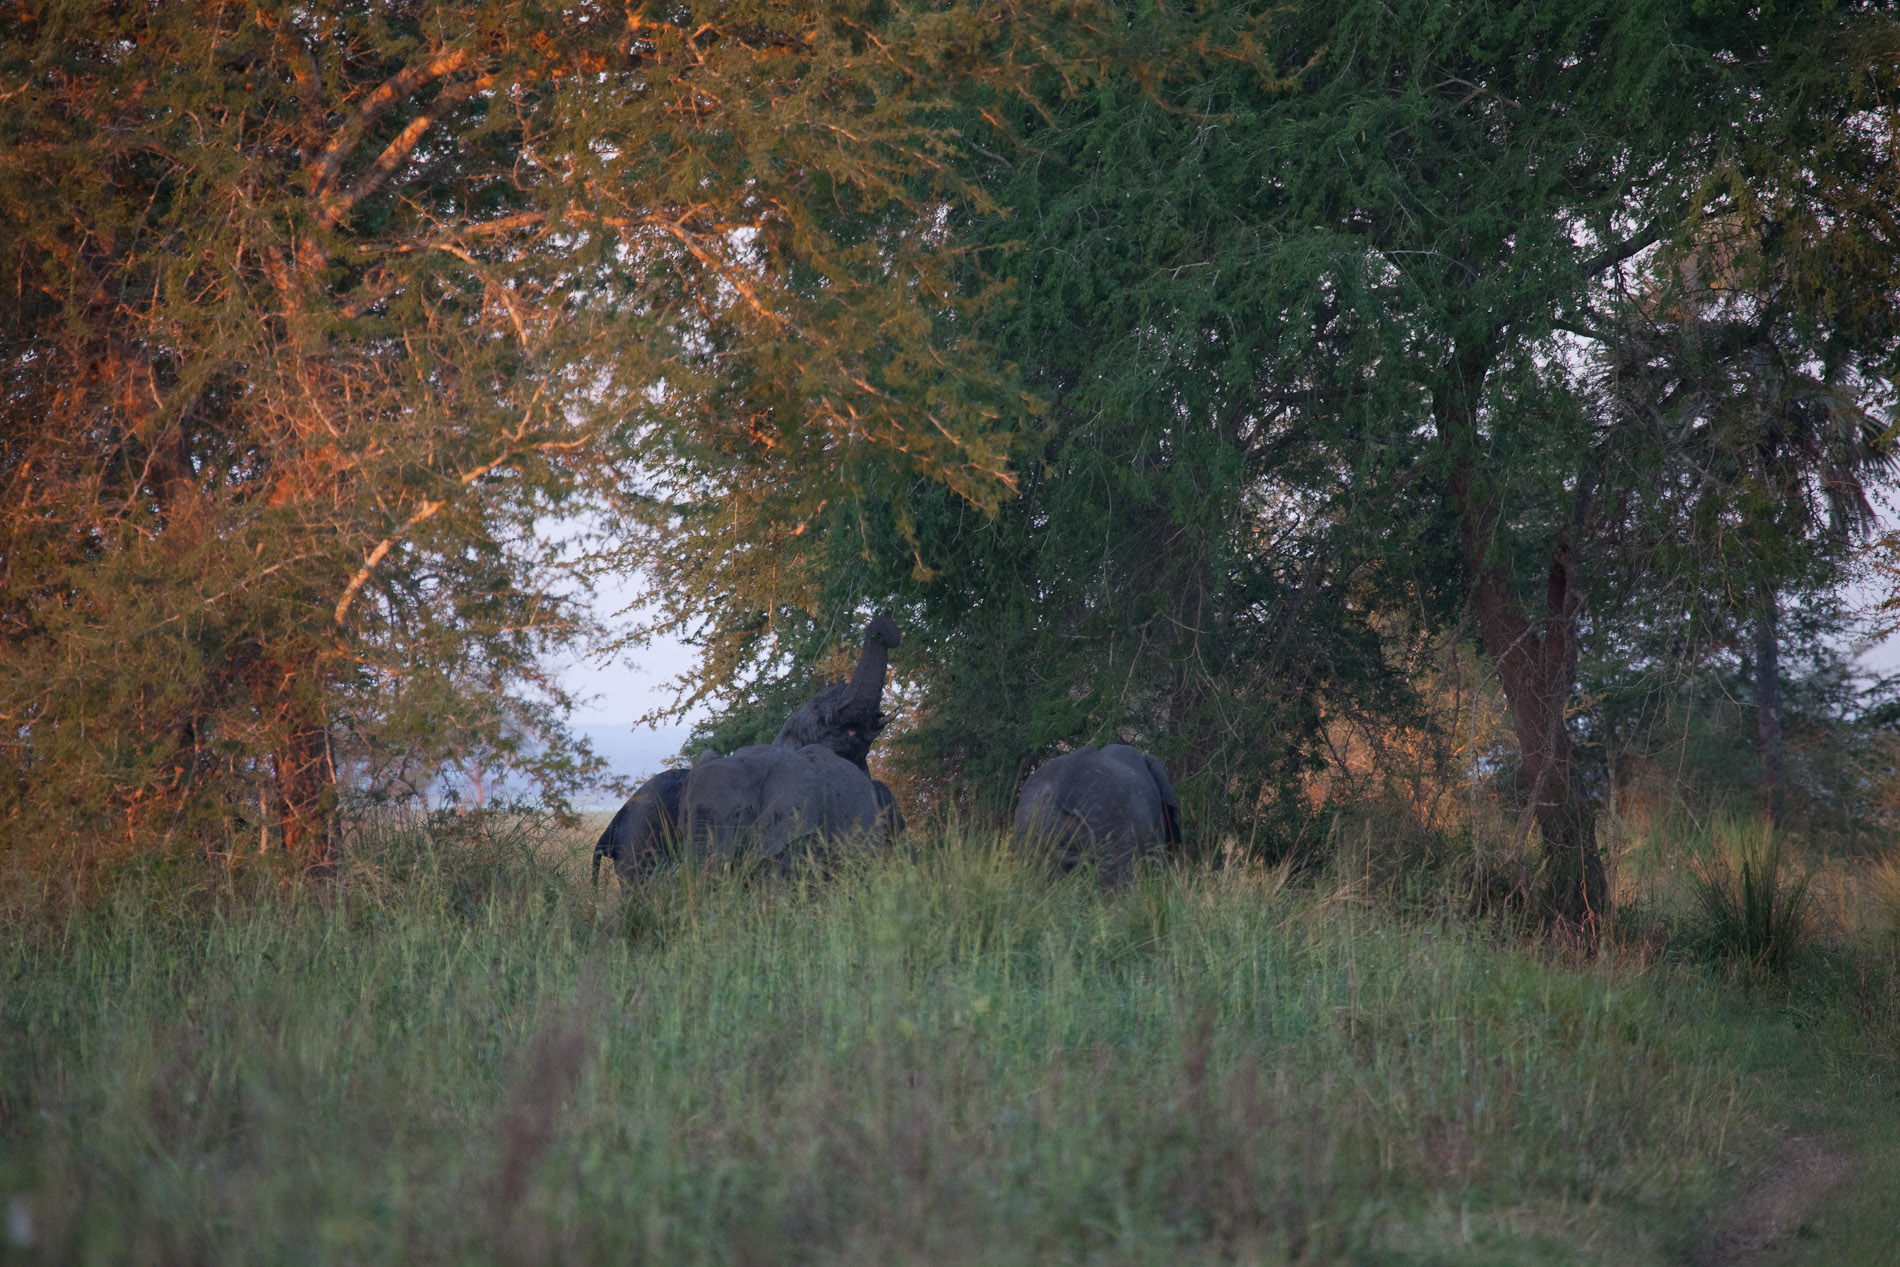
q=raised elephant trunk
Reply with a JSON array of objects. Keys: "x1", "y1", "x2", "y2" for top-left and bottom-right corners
[
  {"x1": 773, "y1": 615, "x2": 901, "y2": 771},
  {"x1": 848, "y1": 616, "x2": 901, "y2": 709}
]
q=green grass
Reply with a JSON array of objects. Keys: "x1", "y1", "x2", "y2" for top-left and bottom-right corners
[{"x1": 2, "y1": 819, "x2": 1897, "y2": 1265}]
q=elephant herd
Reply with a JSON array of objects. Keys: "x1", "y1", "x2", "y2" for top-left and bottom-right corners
[{"x1": 593, "y1": 617, "x2": 1182, "y2": 885}]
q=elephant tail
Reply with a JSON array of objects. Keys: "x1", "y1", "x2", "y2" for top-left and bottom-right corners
[{"x1": 591, "y1": 846, "x2": 602, "y2": 887}]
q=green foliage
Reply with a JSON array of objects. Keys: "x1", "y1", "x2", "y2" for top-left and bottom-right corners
[
  {"x1": 15, "y1": 819, "x2": 1900, "y2": 1263},
  {"x1": 683, "y1": 665, "x2": 826, "y2": 758},
  {"x1": 1688, "y1": 818, "x2": 1815, "y2": 975},
  {"x1": 647, "y1": 0, "x2": 1900, "y2": 891}
]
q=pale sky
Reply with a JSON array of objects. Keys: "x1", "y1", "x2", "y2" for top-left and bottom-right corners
[{"x1": 560, "y1": 567, "x2": 705, "y2": 799}]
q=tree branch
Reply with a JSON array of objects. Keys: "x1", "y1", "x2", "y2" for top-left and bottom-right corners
[
  {"x1": 308, "y1": 46, "x2": 475, "y2": 198},
  {"x1": 318, "y1": 72, "x2": 498, "y2": 229},
  {"x1": 1580, "y1": 223, "x2": 1661, "y2": 279},
  {"x1": 334, "y1": 430, "x2": 593, "y2": 626}
]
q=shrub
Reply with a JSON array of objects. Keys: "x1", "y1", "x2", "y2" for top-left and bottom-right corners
[{"x1": 1688, "y1": 817, "x2": 1814, "y2": 974}]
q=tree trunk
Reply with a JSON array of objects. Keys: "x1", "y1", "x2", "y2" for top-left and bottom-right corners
[
  {"x1": 1437, "y1": 364, "x2": 1608, "y2": 941},
  {"x1": 265, "y1": 671, "x2": 336, "y2": 872},
  {"x1": 1755, "y1": 587, "x2": 1783, "y2": 828}
]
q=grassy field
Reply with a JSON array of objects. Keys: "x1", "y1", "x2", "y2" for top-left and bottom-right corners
[{"x1": 2, "y1": 815, "x2": 1897, "y2": 1265}]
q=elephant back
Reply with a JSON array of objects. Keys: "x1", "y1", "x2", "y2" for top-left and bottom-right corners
[
  {"x1": 789, "y1": 743, "x2": 881, "y2": 848},
  {"x1": 1097, "y1": 744, "x2": 1181, "y2": 846},
  {"x1": 679, "y1": 744, "x2": 882, "y2": 862},
  {"x1": 680, "y1": 747, "x2": 787, "y2": 860}
]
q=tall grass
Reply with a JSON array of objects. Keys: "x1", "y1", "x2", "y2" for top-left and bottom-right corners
[
  {"x1": 1687, "y1": 817, "x2": 1816, "y2": 975},
  {"x1": 0, "y1": 817, "x2": 1851, "y2": 1264},
  {"x1": 1871, "y1": 855, "x2": 1900, "y2": 948}
]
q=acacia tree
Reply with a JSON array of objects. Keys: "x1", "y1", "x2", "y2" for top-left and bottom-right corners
[
  {"x1": 1202, "y1": 0, "x2": 1900, "y2": 932},
  {"x1": 0, "y1": 0, "x2": 1028, "y2": 872},
  {"x1": 840, "y1": 13, "x2": 1416, "y2": 835}
]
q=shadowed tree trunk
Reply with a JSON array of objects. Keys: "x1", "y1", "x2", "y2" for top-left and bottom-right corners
[
  {"x1": 1755, "y1": 588, "x2": 1784, "y2": 827},
  {"x1": 263, "y1": 666, "x2": 336, "y2": 871},
  {"x1": 1437, "y1": 358, "x2": 1609, "y2": 941}
]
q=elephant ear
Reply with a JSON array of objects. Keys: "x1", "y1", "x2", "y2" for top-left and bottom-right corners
[{"x1": 1143, "y1": 752, "x2": 1183, "y2": 846}]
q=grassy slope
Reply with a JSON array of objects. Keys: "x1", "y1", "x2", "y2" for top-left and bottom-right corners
[{"x1": 1, "y1": 824, "x2": 1896, "y2": 1265}]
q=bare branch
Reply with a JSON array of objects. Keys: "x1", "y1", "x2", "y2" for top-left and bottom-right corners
[{"x1": 318, "y1": 73, "x2": 498, "y2": 229}]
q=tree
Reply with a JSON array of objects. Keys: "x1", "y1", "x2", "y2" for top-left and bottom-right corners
[
  {"x1": 1183, "y1": 0, "x2": 1900, "y2": 932},
  {"x1": 865, "y1": 13, "x2": 1416, "y2": 836},
  {"x1": 1591, "y1": 261, "x2": 1897, "y2": 825},
  {"x1": 615, "y1": 7, "x2": 1398, "y2": 840},
  {"x1": 0, "y1": 0, "x2": 1032, "y2": 874},
  {"x1": 683, "y1": 0, "x2": 1898, "y2": 939}
]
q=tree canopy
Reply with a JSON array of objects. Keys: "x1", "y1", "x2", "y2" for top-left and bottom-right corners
[
  {"x1": 4, "y1": 0, "x2": 1897, "y2": 925},
  {"x1": 0, "y1": 0, "x2": 1041, "y2": 870},
  {"x1": 655, "y1": 0, "x2": 1900, "y2": 933}
]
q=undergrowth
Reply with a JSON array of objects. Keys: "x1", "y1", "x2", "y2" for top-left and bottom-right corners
[{"x1": 1, "y1": 816, "x2": 1895, "y2": 1265}]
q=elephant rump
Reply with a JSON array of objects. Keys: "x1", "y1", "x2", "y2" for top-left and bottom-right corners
[
  {"x1": 1014, "y1": 744, "x2": 1181, "y2": 884},
  {"x1": 592, "y1": 768, "x2": 688, "y2": 885},
  {"x1": 679, "y1": 743, "x2": 884, "y2": 863}
]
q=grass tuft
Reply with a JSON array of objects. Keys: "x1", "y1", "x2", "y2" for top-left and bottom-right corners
[{"x1": 1688, "y1": 817, "x2": 1815, "y2": 975}]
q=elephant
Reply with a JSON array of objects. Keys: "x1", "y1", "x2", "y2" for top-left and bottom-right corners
[
  {"x1": 1014, "y1": 744, "x2": 1182, "y2": 883},
  {"x1": 678, "y1": 741, "x2": 882, "y2": 862},
  {"x1": 775, "y1": 613, "x2": 906, "y2": 836},
  {"x1": 870, "y1": 778, "x2": 905, "y2": 839},
  {"x1": 592, "y1": 615, "x2": 905, "y2": 885},
  {"x1": 590, "y1": 767, "x2": 687, "y2": 886}
]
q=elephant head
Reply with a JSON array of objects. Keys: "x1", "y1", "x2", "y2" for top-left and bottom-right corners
[
  {"x1": 773, "y1": 616, "x2": 901, "y2": 772},
  {"x1": 1014, "y1": 743, "x2": 1182, "y2": 883}
]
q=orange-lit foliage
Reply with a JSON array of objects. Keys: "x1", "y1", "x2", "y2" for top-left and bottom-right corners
[{"x1": 0, "y1": 0, "x2": 1039, "y2": 880}]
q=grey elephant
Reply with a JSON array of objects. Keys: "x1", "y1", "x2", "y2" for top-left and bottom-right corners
[
  {"x1": 678, "y1": 742, "x2": 881, "y2": 862},
  {"x1": 591, "y1": 767, "x2": 688, "y2": 886},
  {"x1": 1014, "y1": 743, "x2": 1182, "y2": 882},
  {"x1": 591, "y1": 615, "x2": 906, "y2": 884}
]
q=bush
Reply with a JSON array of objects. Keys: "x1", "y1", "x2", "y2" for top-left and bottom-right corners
[
  {"x1": 1871, "y1": 854, "x2": 1900, "y2": 947},
  {"x1": 1688, "y1": 817, "x2": 1814, "y2": 974}
]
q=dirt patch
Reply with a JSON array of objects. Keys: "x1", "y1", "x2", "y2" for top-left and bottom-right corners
[{"x1": 1691, "y1": 1134, "x2": 1857, "y2": 1266}]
